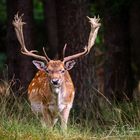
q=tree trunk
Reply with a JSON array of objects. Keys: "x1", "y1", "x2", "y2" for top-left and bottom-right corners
[
  {"x1": 6, "y1": 0, "x2": 20, "y2": 81},
  {"x1": 101, "y1": 2, "x2": 133, "y2": 101},
  {"x1": 43, "y1": 0, "x2": 58, "y2": 59},
  {"x1": 56, "y1": 0, "x2": 100, "y2": 120},
  {"x1": 17, "y1": 0, "x2": 35, "y2": 89},
  {"x1": 6, "y1": 0, "x2": 35, "y2": 90},
  {"x1": 129, "y1": 0, "x2": 140, "y2": 94}
]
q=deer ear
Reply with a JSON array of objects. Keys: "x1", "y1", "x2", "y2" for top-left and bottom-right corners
[
  {"x1": 32, "y1": 60, "x2": 46, "y2": 71},
  {"x1": 64, "y1": 60, "x2": 76, "y2": 70}
]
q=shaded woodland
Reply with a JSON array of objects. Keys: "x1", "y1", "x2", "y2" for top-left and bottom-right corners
[{"x1": 0, "y1": 0, "x2": 140, "y2": 118}]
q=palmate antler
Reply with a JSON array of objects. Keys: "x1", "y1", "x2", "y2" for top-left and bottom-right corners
[
  {"x1": 63, "y1": 16, "x2": 101, "y2": 63},
  {"x1": 12, "y1": 13, "x2": 50, "y2": 62},
  {"x1": 13, "y1": 13, "x2": 101, "y2": 63}
]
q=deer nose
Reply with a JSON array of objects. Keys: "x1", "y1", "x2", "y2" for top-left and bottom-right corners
[{"x1": 51, "y1": 79, "x2": 60, "y2": 85}]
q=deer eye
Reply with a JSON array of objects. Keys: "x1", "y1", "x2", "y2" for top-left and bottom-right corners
[
  {"x1": 46, "y1": 69, "x2": 50, "y2": 73},
  {"x1": 60, "y1": 70, "x2": 65, "y2": 74}
]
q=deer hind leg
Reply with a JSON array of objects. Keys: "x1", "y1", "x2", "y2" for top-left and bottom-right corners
[{"x1": 60, "y1": 105, "x2": 71, "y2": 130}]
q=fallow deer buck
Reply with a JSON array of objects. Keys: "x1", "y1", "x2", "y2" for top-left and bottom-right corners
[{"x1": 13, "y1": 13, "x2": 101, "y2": 129}]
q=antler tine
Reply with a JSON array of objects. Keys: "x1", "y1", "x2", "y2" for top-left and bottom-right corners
[
  {"x1": 63, "y1": 47, "x2": 88, "y2": 63},
  {"x1": 13, "y1": 12, "x2": 48, "y2": 62},
  {"x1": 63, "y1": 16, "x2": 101, "y2": 63},
  {"x1": 62, "y1": 44, "x2": 67, "y2": 59},
  {"x1": 43, "y1": 47, "x2": 51, "y2": 61}
]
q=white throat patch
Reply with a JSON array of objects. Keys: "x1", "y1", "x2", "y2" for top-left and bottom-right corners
[
  {"x1": 53, "y1": 87, "x2": 61, "y2": 94},
  {"x1": 51, "y1": 87, "x2": 65, "y2": 112}
]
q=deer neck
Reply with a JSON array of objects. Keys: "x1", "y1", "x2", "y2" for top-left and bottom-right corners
[{"x1": 50, "y1": 81, "x2": 66, "y2": 107}]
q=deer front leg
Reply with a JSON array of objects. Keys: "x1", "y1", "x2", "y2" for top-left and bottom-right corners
[
  {"x1": 60, "y1": 105, "x2": 71, "y2": 130},
  {"x1": 42, "y1": 106, "x2": 57, "y2": 128}
]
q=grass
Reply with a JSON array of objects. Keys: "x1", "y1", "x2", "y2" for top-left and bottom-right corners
[{"x1": 1, "y1": 79, "x2": 140, "y2": 139}]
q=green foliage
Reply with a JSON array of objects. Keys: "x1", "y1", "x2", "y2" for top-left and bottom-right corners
[
  {"x1": 33, "y1": 0, "x2": 44, "y2": 20},
  {"x1": 0, "y1": 0, "x2": 6, "y2": 21},
  {"x1": 89, "y1": 3, "x2": 97, "y2": 17}
]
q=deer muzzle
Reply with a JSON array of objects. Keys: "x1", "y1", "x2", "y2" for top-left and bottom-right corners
[{"x1": 51, "y1": 79, "x2": 61, "y2": 87}]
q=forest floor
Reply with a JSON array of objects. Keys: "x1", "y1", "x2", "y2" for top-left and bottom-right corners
[{"x1": 1, "y1": 80, "x2": 140, "y2": 139}]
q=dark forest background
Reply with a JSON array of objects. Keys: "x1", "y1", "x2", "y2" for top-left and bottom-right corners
[{"x1": 0, "y1": 0, "x2": 140, "y2": 118}]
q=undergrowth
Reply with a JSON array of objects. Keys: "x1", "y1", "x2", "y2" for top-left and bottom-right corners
[{"x1": 0, "y1": 78, "x2": 140, "y2": 139}]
